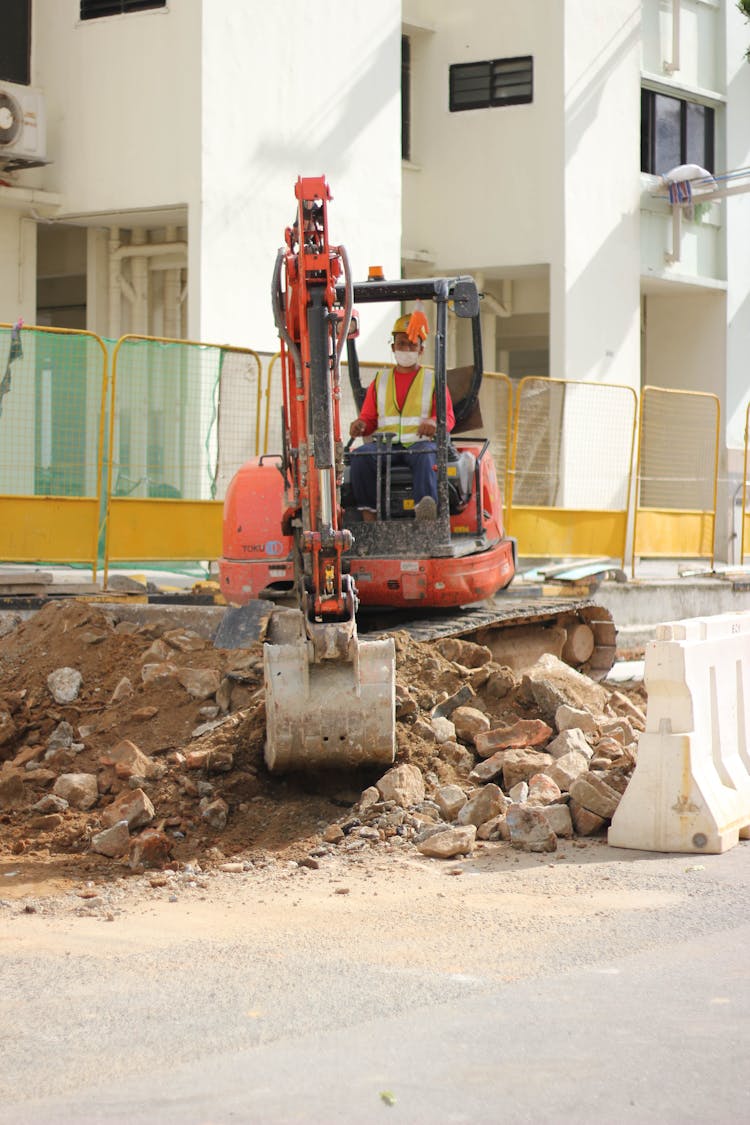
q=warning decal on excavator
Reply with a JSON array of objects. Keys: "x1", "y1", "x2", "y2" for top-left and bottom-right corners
[{"x1": 400, "y1": 561, "x2": 420, "y2": 572}]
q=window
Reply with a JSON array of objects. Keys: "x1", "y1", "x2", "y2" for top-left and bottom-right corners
[
  {"x1": 402, "y1": 35, "x2": 411, "y2": 161},
  {"x1": 641, "y1": 89, "x2": 714, "y2": 175},
  {"x1": 450, "y1": 56, "x2": 532, "y2": 112},
  {"x1": 80, "y1": 1, "x2": 166, "y2": 19},
  {"x1": 0, "y1": 0, "x2": 30, "y2": 85}
]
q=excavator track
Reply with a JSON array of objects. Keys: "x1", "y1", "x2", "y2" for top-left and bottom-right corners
[{"x1": 360, "y1": 597, "x2": 617, "y2": 681}]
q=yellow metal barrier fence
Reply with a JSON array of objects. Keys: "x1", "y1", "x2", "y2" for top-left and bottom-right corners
[
  {"x1": 743, "y1": 401, "x2": 750, "y2": 563},
  {"x1": 104, "y1": 335, "x2": 261, "y2": 582},
  {"x1": 507, "y1": 377, "x2": 637, "y2": 564},
  {"x1": 215, "y1": 346, "x2": 265, "y2": 490},
  {"x1": 260, "y1": 357, "x2": 396, "y2": 455},
  {"x1": 632, "y1": 385, "x2": 720, "y2": 569},
  {"x1": 481, "y1": 371, "x2": 513, "y2": 511},
  {"x1": 0, "y1": 323, "x2": 108, "y2": 577}
]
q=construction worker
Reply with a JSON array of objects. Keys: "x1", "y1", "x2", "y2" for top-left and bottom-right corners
[{"x1": 349, "y1": 312, "x2": 455, "y2": 520}]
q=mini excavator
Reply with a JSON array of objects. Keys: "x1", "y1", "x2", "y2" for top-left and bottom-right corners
[{"x1": 219, "y1": 176, "x2": 616, "y2": 772}]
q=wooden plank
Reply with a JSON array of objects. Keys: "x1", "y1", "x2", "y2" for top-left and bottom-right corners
[{"x1": 0, "y1": 571, "x2": 53, "y2": 585}]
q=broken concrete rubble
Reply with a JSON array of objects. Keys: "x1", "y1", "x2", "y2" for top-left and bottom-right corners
[
  {"x1": 0, "y1": 600, "x2": 644, "y2": 871},
  {"x1": 52, "y1": 773, "x2": 98, "y2": 811},
  {"x1": 101, "y1": 787, "x2": 155, "y2": 830},
  {"x1": 47, "y1": 667, "x2": 82, "y2": 705},
  {"x1": 527, "y1": 772, "x2": 562, "y2": 806},
  {"x1": 416, "y1": 824, "x2": 476, "y2": 858},
  {"x1": 546, "y1": 750, "x2": 590, "y2": 791},
  {"x1": 568, "y1": 774, "x2": 622, "y2": 820},
  {"x1": 555, "y1": 703, "x2": 598, "y2": 735},
  {"x1": 475, "y1": 718, "x2": 552, "y2": 756},
  {"x1": 546, "y1": 727, "x2": 593, "y2": 761},
  {"x1": 435, "y1": 784, "x2": 467, "y2": 821},
  {"x1": 569, "y1": 801, "x2": 608, "y2": 836},
  {"x1": 376, "y1": 763, "x2": 425, "y2": 808},
  {"x1": 502, "y1": 748, "x2": 554, "y2": 791},
  {"x1": 91, "y1": 820, "x2": 130, "y2": 858},
  {"x1": 506, "y1": 806, "x2": 557, "y2": 852},
  {"x1": 469, "y1": 750, "x2": 505, "y2": 784},
  {"x1": 522, "y1": 653, "x2": 609, "y2": 719},
  {"x1": 451, "y1": 706, "x2": 491, "y2": 744},
  {"x1": 456, "y1": 783, "x2": 508, "y2": 828}
]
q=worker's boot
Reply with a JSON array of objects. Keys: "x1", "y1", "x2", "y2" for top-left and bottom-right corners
[{"x1": 414, "y1": 496, "x2": 437, "y2": 521}]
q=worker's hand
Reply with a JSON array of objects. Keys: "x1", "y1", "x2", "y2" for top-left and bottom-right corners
[
  {"x1": 350, "y1": 418, "x2": 368, "y2": 438},
  {"x1": 417, "y1": 418, "x2": 437, "y2": 439}
]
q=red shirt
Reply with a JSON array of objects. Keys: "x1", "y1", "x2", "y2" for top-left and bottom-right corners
[{"x1": 357, "y1": 366, "x2": 455, "y2": 436}]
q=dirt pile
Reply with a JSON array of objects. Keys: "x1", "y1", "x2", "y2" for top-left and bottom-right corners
[{"x1": 0, "y1": 601, "x2": 646, "y2": 876}]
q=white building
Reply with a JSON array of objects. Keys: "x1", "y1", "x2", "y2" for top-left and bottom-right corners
[{"x1": 1, "y1": 0, "x2": 749, "y2": 555}]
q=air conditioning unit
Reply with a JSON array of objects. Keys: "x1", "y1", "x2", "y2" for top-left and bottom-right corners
[{"x1": 0, "y1": 81, "x2": 47, "y2": 167}]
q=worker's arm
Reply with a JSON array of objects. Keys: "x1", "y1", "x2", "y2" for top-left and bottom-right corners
[{"x1": 349, "y1": 378, "x2": 379, "y2": 439}]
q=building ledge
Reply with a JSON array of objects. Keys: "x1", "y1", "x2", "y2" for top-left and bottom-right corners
[
  {"x1": 0, "y1": 183, "x2": 62, "y2": 217},
  {"x1": 641, "y1": 69, "x2": 725, "y2": 106},
  {"x1": 641, "y1": 268, "x2": 727, "y2": 295}
]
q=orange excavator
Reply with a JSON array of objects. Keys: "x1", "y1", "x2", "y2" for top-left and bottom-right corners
[{"x1": 219, "y1": 176, "x2": 615, "y2": 771}]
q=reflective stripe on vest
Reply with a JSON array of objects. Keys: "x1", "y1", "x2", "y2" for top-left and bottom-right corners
[{"x1": 374, "y1": 366, "x2": 434, "y2": 446}]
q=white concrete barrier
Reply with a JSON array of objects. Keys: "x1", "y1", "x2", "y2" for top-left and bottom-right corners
[{"x1": 608, "y1": 612, "x2": 750, "y2": 854}]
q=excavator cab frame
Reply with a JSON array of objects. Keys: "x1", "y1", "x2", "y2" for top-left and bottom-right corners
[{"x1": 337, "y1": 275, "x2": 508, "y2": 569}]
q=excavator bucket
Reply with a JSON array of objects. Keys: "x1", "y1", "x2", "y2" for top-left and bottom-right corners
[{"x1": 263, "y1": 613, "x2": 396, "y2": 772}]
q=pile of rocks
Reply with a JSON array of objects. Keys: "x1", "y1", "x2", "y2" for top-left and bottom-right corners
[
  {"x1": 0, "y1": 601, "x2": 646, "y2": 873},
  {"x1": 343, "y1": 650, "x2": 645, "y2": 859}
]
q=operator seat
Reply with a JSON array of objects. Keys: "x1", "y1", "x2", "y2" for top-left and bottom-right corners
[{"x1": 342, "y1": 442, "x2": 475, "y2": 519}]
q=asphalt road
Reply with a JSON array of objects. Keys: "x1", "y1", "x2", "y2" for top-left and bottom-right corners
[{"x1": 2, "y1": 841, "x2": 749, "y2": 1124}]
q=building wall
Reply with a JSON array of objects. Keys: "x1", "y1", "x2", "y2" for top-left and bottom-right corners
[
  {"x1": 23, "y1": 1, "x2": 402, "y2": 354},
  {"x1": 643, "y1": 289, "x2": 729, "y2": 555},
  {"x1": 199, "y1": 0, "x2": 402, "y2": 354},
  {"x1": 644, "y1": 291, "x2": 727, "y2": 398},
  {"x1": 641, "y1": 0, "x2": 723, "y2": 92},
  {"x1": 402, "y1": 0, "x2": 564, "y2": 273},
  {"x1": 724, "y1": 0, "x2": 750, "y2": 456},
  {"x1": 33, "y1": 0, "x2": 202, "y2": 217},
  {"x1": 560, "y1": 0, "x2": 642, "y2": 391}
]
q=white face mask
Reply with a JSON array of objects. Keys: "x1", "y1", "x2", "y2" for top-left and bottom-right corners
[{"x1": 393, "y1": 349, "x2": 419, "y2": 369}]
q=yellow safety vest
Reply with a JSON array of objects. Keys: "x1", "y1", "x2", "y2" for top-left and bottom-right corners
[{"x1": 374, "y1": 366, "x2": 434, "y2": 447}]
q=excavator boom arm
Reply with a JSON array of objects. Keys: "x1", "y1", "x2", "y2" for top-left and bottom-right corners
[
  {"x1": 279, "y1": 176, "x2": 354, "y2": 621},
  {"x1": 262, "y1": 177, "x2": 396, "y2": 771}
]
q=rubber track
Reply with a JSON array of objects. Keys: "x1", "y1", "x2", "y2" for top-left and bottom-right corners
[{"x1": 361, "y1": 597, "x2": 618, "y2": 681}]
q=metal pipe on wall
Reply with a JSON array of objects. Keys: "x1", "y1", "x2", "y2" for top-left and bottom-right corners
[
  {"x1": 108, "y1": 226, "x2": 122, "y2": 338},
  {"x1": 130, "y1": 228, "x2": 148, "y2": 336},
  {"x1": 163, "y1": 224, "x2": 180, "y2": 340}
]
